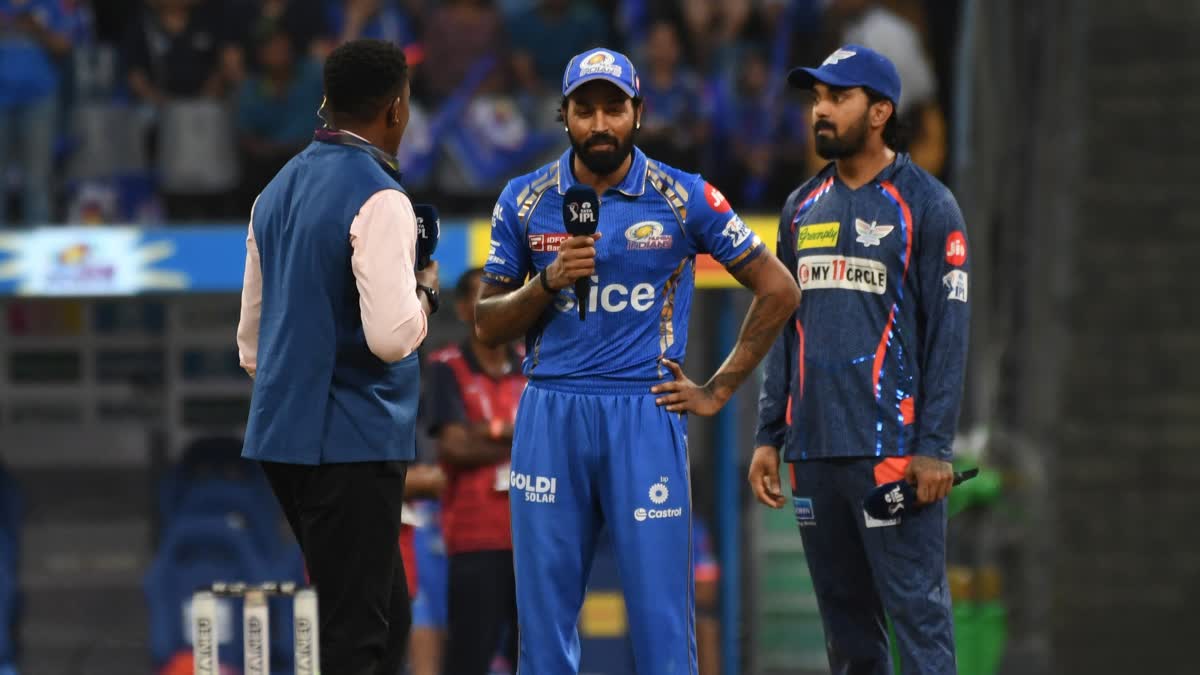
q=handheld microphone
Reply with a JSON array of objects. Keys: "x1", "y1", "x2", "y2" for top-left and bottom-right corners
[
  {"x1": 413, "y1": 204, "x2": 440, "y2": 271},
  {"x1": 862, "y1": 467, "x2": 978, "y2": 521},
  {"x1": 561, "y1": 185, "x2": 599, "y2": 320}
]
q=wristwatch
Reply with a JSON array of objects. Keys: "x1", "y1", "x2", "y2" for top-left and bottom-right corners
[{"x1": 416, "y1": 284, "x2": 439, "y2": 314}]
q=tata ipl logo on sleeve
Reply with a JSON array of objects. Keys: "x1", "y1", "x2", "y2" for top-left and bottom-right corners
[
  {"x1": 634, "y1": 477, "x2": 683, "y2": 522},
  {"x1": 510, "y1": 471, "x2": 557, "y2": 503},
  {"x1": 579, "y1": 50, "x2": 623, "y2": 77},
  {"x1": 721, "y1": 215, "x2": 754, "y2": 247},
  {"x1": 943, "y1": 270, "x2": 968, "y2": 303}
]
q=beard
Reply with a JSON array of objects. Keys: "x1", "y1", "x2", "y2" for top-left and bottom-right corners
[
  {"x1": 813, "y1": 111, "x2": 870, "y2": 160},
  {"x1": 571, "y1": 127, "x2": 637, "y2": 176}
]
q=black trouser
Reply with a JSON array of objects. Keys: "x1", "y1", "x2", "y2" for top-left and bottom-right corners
[
  {"x1": 443, "y1": 550, "x2": 518, "y2": 675},
  {"x1": 262, "y1": 460, "x2": 411, "y2": 675}
]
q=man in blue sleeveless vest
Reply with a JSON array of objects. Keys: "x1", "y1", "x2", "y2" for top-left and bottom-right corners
[
  {"x1": 475, "y1": 48, "x2": 801, "y2": 674},
  {"x1": 236, "y1": 39, "x2": 440, "y2": 675}
]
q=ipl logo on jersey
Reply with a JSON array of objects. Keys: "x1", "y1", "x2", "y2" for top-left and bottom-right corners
[{"x1": 624, "y1": 221, "x2": 673, "y2": 250}]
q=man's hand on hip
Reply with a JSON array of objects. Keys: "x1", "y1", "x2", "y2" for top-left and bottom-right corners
[
  {"x1": 748, "y1": 445, "x2": 786, "y2": 508},
  {"x1": 651, "y1": 358, "x2": 726, "y2": 416},
  {"x1": 905, "y1": 455, "x2": 954, "y2": 505}
]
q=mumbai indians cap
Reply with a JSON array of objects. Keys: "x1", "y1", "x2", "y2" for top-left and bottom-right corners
[
  {"x1": 562, "y1": 48, "x2": 640, "y2": 99},
  {"x1": 788, "y1": 44, "x2": 901, "y2": 105}
]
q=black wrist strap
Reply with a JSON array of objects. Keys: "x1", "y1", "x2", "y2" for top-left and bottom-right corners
[
  {"x1": 539, "y1": 267, "x2": 555, "y2": 294},
  {"x1": 417, "y1": 284, "x2": 439, "y2": 314}
]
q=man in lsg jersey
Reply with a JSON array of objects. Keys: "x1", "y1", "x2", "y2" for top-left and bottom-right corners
[
  {"x1": 751, "y1": 45, "x2": 969, "y2": 675},
  {"x1": 423, "y1": 268, "x2": 526, "y2": 675}
]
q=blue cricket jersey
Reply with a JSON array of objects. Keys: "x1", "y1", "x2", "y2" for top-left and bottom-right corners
[
  {"x1": 483, "y1": 147, "x2": 765, "y2": 391},
  {"x1": 755, "y1": 154, "x2": 970, "y2": 461}
]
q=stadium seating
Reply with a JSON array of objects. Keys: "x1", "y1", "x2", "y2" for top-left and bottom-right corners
[
  {"x1": 144, "y1": 516, "x2": 268, "y2": 670},
  {"x1": 157, "y1": 437, "x2": 287, "y2": 560},
  {"x1": 157, "y1": 437, "x2": 263, "y2": 516},
  {"x1": 168, "y1": 480, "x2": 283, "y2": 563},
  {"x1": 0, "y1": 465, "x2": 22, "y2": 673},
  {"x1": 148, "y1": 438, "x2": 306, "y2": 673},
  {"x1": 0, "y1": 569, "x2": 15, "y2": 673}
]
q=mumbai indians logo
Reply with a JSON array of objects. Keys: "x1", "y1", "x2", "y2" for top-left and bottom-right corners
[
  {"x1": 246, "y1": 617, "x2": 266, "y2": 674},
  {"x1": 579, "y1": 50, "x2": 622, "y2": 77},
  {"x1": 295, "y1": 617, "x2": 316, "y2": 674},
  {"x1": 194, "y1": 617, "x2": 215, "y2": 674},
  {"x1": 625, "y1": 222, "x2": 672, "y2": 250}
]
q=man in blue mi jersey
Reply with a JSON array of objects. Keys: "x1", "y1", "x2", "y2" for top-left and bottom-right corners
[
  {"x1": 751, "y1": 45, "x2": 970, "y2": 674},
  {"x1": 474, "y1": 48, "x2": 800, "y2": 674}
]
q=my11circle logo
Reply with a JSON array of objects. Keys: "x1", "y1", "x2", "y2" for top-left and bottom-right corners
[{"x1": 634, "y1": 477, "x2": 683, "y2": 521}]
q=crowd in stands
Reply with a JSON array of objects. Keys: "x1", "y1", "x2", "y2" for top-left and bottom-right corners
[{"x1": 0, "y1": 0, "x2": 956, "y2": 224}]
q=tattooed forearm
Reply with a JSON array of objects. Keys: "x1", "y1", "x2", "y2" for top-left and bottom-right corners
[
  {"x1": 705, "y1": 254, "x2": 801, "y2": 401},
  {"x1": 475, "y1": 276, "x2": 557, "y2": 346}
]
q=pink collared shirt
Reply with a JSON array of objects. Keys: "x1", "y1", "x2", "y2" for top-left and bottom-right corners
[{"x1": 237, "y1": 189, "x2": 428, "y2": 377}]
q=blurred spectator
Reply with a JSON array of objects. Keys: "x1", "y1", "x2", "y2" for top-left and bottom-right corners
[
  {"x1": 316, "y1": 0, "x2": 419, "y2": 57},
  {"x1": 693, "y1": 517, "x2": 720, "y2": 675},
  {"x1": 679, "y1": 0, "x2": 751, "y2": 68},
  {"x1": 708, "y1": 48, "x2": 807, "y2": 210},
  {"x1": 821, "y1": 0, "x2": 946, "y2": 174},
  {"x1": 122, "y1": 0, "x2": 235, "y2": 104},
  {"x1": 636, "y1": 20, "x2": 703, "y2": 172},
  {"x1": 508, "y1": 0, "x2": 608, "y2": 97},
  {"x1": 234, "y1": 25, "x2": 322, "y2": 212},
  {"x1": 226, "y1": 0, "x2": 326, "y2": 79},
  {"x1": 123, "y1": 0, "x2": 241, "y2": 221},
  {"x1": 828, "y1": 0, "x2": 934, "y2": 115},
  {"x1": 421, "y1": 0, "x2": 507, "y2": 101},
  {"x1": 89, "y1": 0, "x2": 140, "y2": 43},
  {"x1": 0, "y1": 0, "x2": 75, "y2": 226}
]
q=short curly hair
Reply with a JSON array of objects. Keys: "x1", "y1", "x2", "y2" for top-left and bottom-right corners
[
  {"x1": 323, "y1": 39, "x2": 408, "y2": 125},
  {"x1": 865, "y1": 88, "x2": 908, "y2": 152}
]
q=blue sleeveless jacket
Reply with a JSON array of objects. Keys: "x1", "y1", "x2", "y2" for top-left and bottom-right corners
[{"x1": 242, "y1": 139, "x2": 420, "y2": 464}]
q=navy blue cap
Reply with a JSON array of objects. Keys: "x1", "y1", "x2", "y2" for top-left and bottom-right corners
[
  {"x1": 788, "y1": 45, "x2": 901, "y2": 105},
  {"x1": 562, "y1": 48, "x2": 640, "y2": 99}
]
